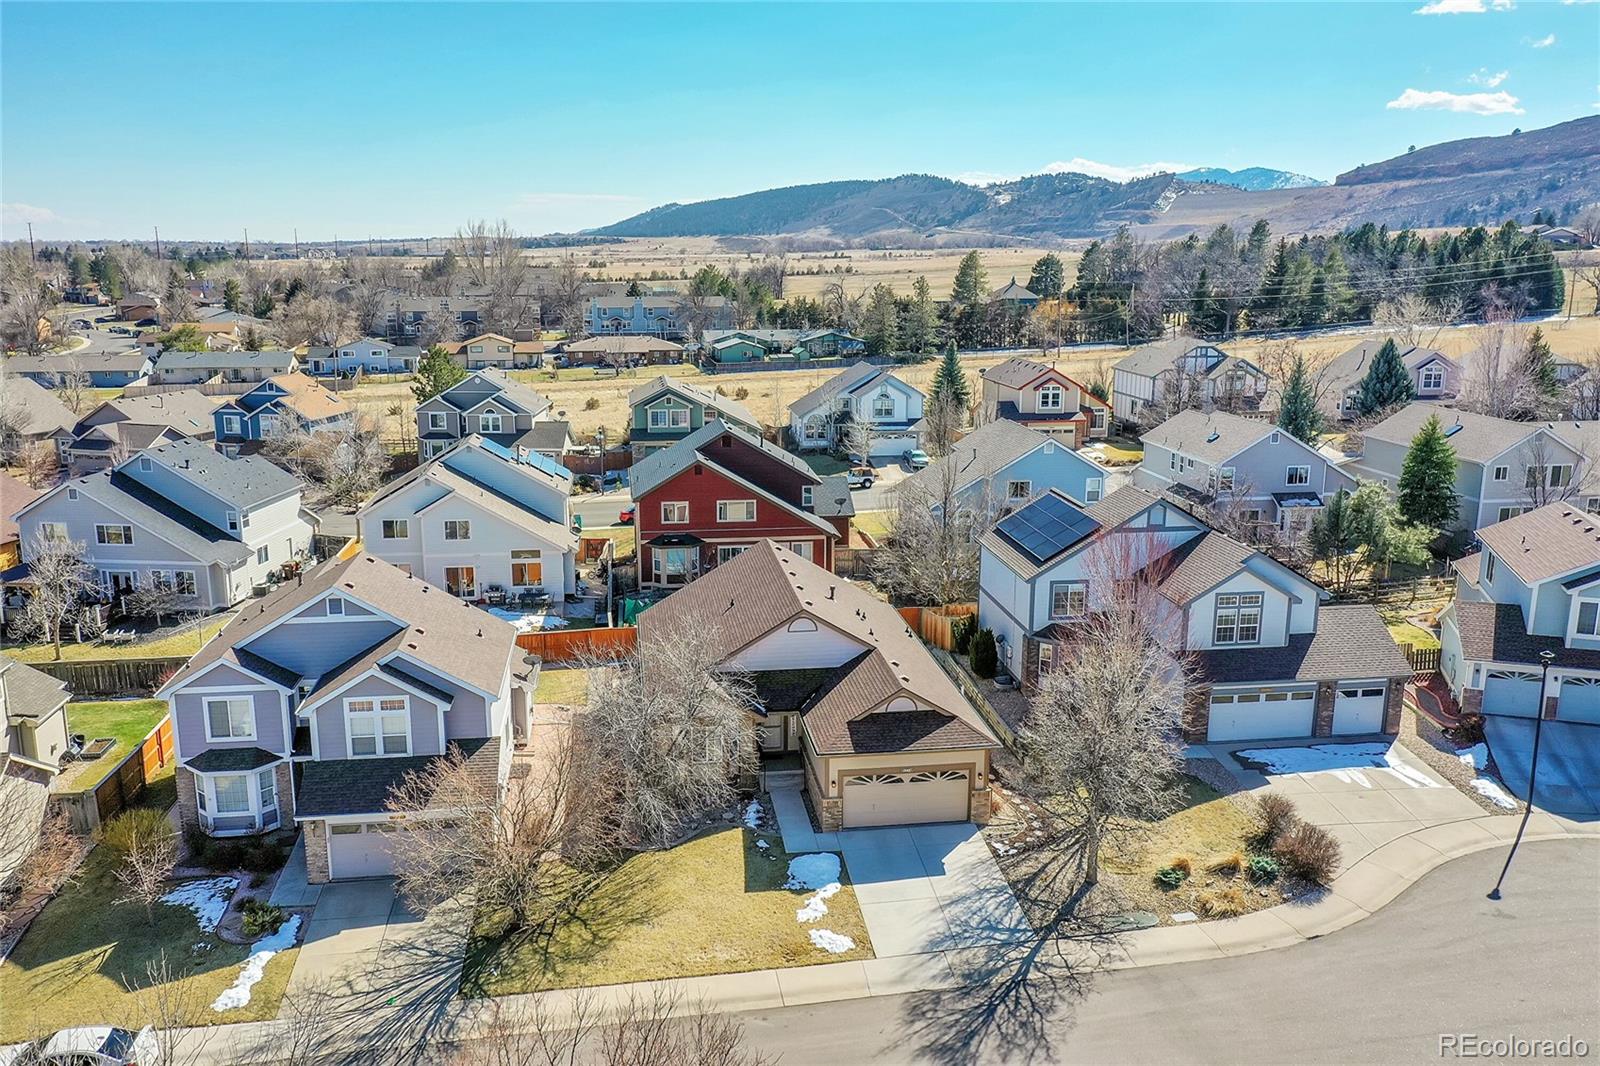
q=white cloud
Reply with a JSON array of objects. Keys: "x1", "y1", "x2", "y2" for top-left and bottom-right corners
[
  {"x1": 1415, "y1": 0, "x2": 1513, "y2": 12},
  {"x1": 1386, "y1": 88, "x2": 1525, "y2": 115},
  {"x1": 1530, "y1": 33, "x2": 1557, "y2": 46},
  {"x1": 0, "y1": 202, "x2": 58, "y2": 226},
  {"x1": 1468, "y1": 68, "x2": 1510, "y2": 87},
  {"x1": 959, "y1": 158, "x2": 1197, "y2": 186}
]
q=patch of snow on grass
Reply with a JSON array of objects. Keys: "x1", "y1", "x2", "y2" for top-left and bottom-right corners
[
  {"x1": 161, "y1": 877, "x2": 240, "y2": 933},
  {"x1": 1471, "y1": 777, "x2": 1517, "y2": 809},
  {"x1": 1236, "y1": 743, "x2": 1441, "y2": 790},
  {"x1": 485, "y1": 608, "x2": 569, "y2": 633},
  {"x1": 212, "y1": 915, "x2": 302, "y2": 1012},
  {"x1": 743, "y1": 800, "x2": 763, "y2": 829},
  {"x1": 784, "y1": 853, "x2": 841, "y2": 891},
  {"x1": 796, "y1": 881, "x2": 841, "y2": 923},
  {"x1": 755, "y1": 839, "x2": 770, "y2": 850},
  {"x1": 1457, "y1": 743, "x2": 1489, "y2": 771},
  {"x1": 808, "y1": 929, "x2": 855, "y2": 953}
]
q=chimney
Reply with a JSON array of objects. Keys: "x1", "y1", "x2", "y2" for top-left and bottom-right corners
[{"x1": 828, "y1": 585, "x2": 835, "y2": 600}]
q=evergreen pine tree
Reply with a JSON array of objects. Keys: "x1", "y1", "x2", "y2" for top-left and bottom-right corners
[
  {"x1": 1027, "y1": 254, "x2": 1066, "y2": 299},
  {"x1": 1396, "y1": 413, "x2": 1459, "y2": 530},
  {"x1": 412, "y1": 344, "x2": 467, "y2": 404},
  {"x1": 902, "y1": 276, "x2": 937, "y2": 355},
  {"x1": 1190, "y1": 268, "x2": 1223, "y2": 335},
  {"x1": 1276, "y1": 353, "x2": 1324, "y2": 442},
  {"x1": 222, "y1": 278, "x2": 243, "y2": 313},
  {"x1": 951, "y1": 252, "x2": 988, "y2": 307},
  {"x1": 1355, "y1": 339, "x2": 1415, "y2": 416},
  {"x1": 1522, "y1": 327, "x2": 1560, "y2": 399},
  {"x1": 862, "y1": 284, "x2": 899, "y2": 358},
  {"x1": 930, "y1": 342, "x2": 970, "y2": 412}
]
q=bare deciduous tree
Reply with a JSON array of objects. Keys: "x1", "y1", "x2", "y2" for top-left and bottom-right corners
[
  {"x1": 21, "y1": 439, "x2": 61, "y2": 489},
  {"x1": 262, "y1": 414, "x2": 387, "y2": 508},
  {"x1": 871, "y1": 460, "x2": 990, "y2": 605},
  {"x1": 1457, "y1": 318, "x2": 1541, "y2": 420},
  {"x1": 577, "y1": 624, "x2": 758, "y2": 850},
  {"x1": 14, "y1": 531, "x2": 97, "y2": 660},
  {"x1": 1520, "y1": 432, "x2": 1596, "y2": 510},
  {"x1": 922, "y1": 392, "x2": 965, "y2": 458},
  {"x1": 0, "y1": 247, "x2": 60, "y2": 355},
  {"x1": 0, "y1": 372, "x2": 30, "y2": 463},
  {"x1": 546, "y1": 253, "x2": 588, "y2": 336},
  {"x1": 126, "y1": 952, "x2": 211, "y2": 1066},
  {"x1": 1373, "y1": 292, "x2": 1462, "y2": 350},
  {"x1": 1017, "y1": 534, "x2": 1190, "y2": 885},
  {"x1": 112, "y1": 816, "x2": 179, "y2": 924},
  {"x1": 124, "y1": 578, "x2": 197, "y2": 628},
  {"x1": 0, "y1": 773, "x2": 85, "y2": 936},
  {"x1": 50, "y1": 351, "x2": 93, "y2": 415}
]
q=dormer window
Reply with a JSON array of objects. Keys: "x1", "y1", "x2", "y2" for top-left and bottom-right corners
[
  {"x1": 1421, "y1": 366, "x2": 1445, "y2": 391},
  {"x1": 138, "y1": 457, "x2": 152, "y2": 471}
]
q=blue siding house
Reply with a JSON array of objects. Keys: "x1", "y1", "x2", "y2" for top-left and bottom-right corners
[
  {"x1": 900, "y1": 419, "x2": 1111, "y2": 515},
  {"x1": 6, "y1": 350, "x2": 154, "y2": 388},
  {"x1": 213, "y1": 373, "x2": 354, "y2": 454}
]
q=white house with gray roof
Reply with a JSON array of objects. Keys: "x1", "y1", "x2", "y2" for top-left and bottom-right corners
[
  {"x1": 1343, "y1": 403, "x2": 1600, "y2": 533},
  {"x1": 977, "y1": 486, "x2": 1409, "y2": 741},
  {"x1": 1135, "y1": 409, "x2": 1357, "y2": 533},
  {"x1": 1111, "y1": 337, "x2": 1270, "y2": 428},
  {"x1": 12, "y1": 439, "x2": 316, "y2": 612},
  {"x1": 148, "y1": 349, "x2": 299, "y2": 385},
  {"x1": 303, "y1": 338, "x2": 422, "y2": 377},
  {"x1": 902, "y1": 419, "x2": 1113, "y2": 517},
  {"x1": 414, "y1": 369, "x2": 556, "y2": 462},
  {"x1": 63, "y1": 391, "x2": 224, "y2": 473},
  {"x1": 1315, "y1": 340, "x2": 1461, "y2": 420},
  {"x1": 788, "y1": 361, "x2": 926, "y2": 460}
]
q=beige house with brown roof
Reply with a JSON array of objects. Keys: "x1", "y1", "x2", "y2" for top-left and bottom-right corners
[
  {"x1": 640, "y1": 541, "x2": 999, "y2": 830},
  {"x1": 451, "y1": 333, "x2": 543, "y2": 370}
]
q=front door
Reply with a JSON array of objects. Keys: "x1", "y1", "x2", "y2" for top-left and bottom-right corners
[
  {"x1": 445, "y1": 566, "x2": 477, "y2": 598},
  {"x1": 100, "y1": 571, "x2": 136, "y2": 596}
]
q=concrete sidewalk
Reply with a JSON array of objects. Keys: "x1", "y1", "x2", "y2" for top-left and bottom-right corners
[{"x1": 180, "y1": 812, "x2": 1600, "y2": 1064}]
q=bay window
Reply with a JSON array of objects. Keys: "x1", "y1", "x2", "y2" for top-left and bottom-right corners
[{"x1": 193, "y1": 765, "x2": 284, "y2": 835}]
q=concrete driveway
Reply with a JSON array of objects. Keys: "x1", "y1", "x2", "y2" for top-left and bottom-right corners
[
  {"x1": 1206, "y1": 739, "x2": 1484, "y2": 874},
  {"x1": 838, "y1": 823, "x2": 1032, "y2": 957},
  {"x1": 285, "y1": 879, "x2": 470, "y2": 1009},
  {"x1": 1485, "y1": 716, "x2": 1600, "y2": 818}
]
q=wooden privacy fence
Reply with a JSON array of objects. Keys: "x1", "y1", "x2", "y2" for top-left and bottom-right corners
[
  {"x1": 835, "y1": 547, "x2": 879, "y2": 580},
  {"x1": 56, "y1": 716, "x2": 175, "y2": 833},
  {"x1": 1401, "y1": 643, "x2": 1442, "y2": 676},
  {"x1": 28, "y1": 656, "x2": 188, "y2": 698},
  {"x1": 517, "y1": 626, "x2": 637, "y2": 664},
  {"x1": 898, "y1": 603, "x2": 978, "y2": 651}
]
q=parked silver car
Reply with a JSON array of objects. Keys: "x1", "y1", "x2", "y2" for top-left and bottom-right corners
[{"x1": 0, "y1": 1026, "x2": 159, "y2": 1066}]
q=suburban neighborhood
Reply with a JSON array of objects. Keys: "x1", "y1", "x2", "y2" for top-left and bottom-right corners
[{"x1": 2, "y1": 5, "x2": 1599, "y2": 1062}]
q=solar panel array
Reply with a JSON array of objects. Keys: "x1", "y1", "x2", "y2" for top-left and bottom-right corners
[
  {"x1": 478, "y1": 437, "x2": 571, "y2": 482},
  {"x1": 994, "y1": 493, "x2": 1101, "y2": 565}
]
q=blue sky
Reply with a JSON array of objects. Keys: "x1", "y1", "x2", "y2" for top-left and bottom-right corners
[{"x1": 3, "y1": 1, "x2": 1596, "y2": 241}]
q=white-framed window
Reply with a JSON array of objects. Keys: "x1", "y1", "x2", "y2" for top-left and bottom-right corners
[
  {"x1": 1169, "y1": 451, "x2": 1178, "y2": 471},
  {"x1": 39, "y1": 522, "x2": 68, "y2": 541},
  {"x1": 801, "y1": 485, "x2": 814, "y2": 508},
  {"x1": 479, "y1": 410, "x2": 503, "y2": 434},
  {"x1": 173, "y1": 570, "x2": 196, "y2": 595},
  {"x1": 717, "y1": 500, "x2": 756, "y2": 522},
  {"x1": 1084, "y1": 477, "x2": 1103, "y2": 502},
  {"x1": 1213, "y1": 592, "x2": 1264, "y2": 645},
  {"x1": 511, "y1": 550, "x2": 542, "y2": 586},
  {"x1": 347, "y1": 696, "x2": 410, "y2": 757},
  {"x1": 1007, "y1": 480, "x2": 1031, "y2": 500},
  {"x1": 1090, "y1": 407, "x2": 1106, "y2": 430},
  {"x1": 803, "y1": 418, "x2": 829, "y2": 441},
  {"x1": 226, "y1": 510, "x2": 239, "y2": 532},
  {"x1": 428, "y1": 412, "x2": 446, "y2": 431},
  {"x1": 1586, "y1": 497, "x2": 1600, "y2": 515},
  {"x1": 1549, "y1": 464, "x2": 1573, "y2": 488},
  {"x1": 444, "y1": 520, "x2": 471, "y2": 540},
  {"x1": 213, "y1": 774, "x2": 251, "y2": 814},
  {"x1": 204, "y1": 697, "x2": 254, "y2": 741},
  {"x1": 1421, "y1": 366, "x2": 1445, "y2": 390},
  {"x1": 1577, "y1": 601, "x2": 1600, "y2": 637},
  {"x1": 661, "y1": 502, "x2": 688, "y2": 524},
  {"x1": 1218, "y1": 466, "x2": 1236, "y2": 492},
  {"x1": 257, "y1": 545, "x2": 270, "y2": 565},
  {"x1": 1037, "y1": 384, "x2": 1064, "y2": 411},
  {"x1": 138, "y1": 456, "x2": 152, "y2": 471},
  {"x1": 445, "y1": 565, "x2": 477, "y2": 598},
  {"x1": 1492, "y1": 465, "x2": 1508, "y2": 482},
  {"x1": 1485, "y1": 553, "x2": 1497, "y2": 583},
  {"x1": 648, "y1": 406, "x2": 690, "y2": 430},
  {"x1": 222, "y1": 414, "x2": 241, "y2": 435},
  {"x1": 872, "y1": 393, "x2": 895, "y2": 418},
  {"x1": 786, "y1": 541, "x2": 814, "y2": 561},
  {"x1": 717, "y1": 544, "x2": 748, "y2": 565},
  {"x1": 95, "y1": 524, "x2": 133, "y2": 545},
  {"x1": 326, "y1": 596, "x2": 345, "y2": 616},
  {"x1": 382, "y1": 519, "x2": 409, "y2": 539},
  {"x1": 1049, "y1": 581, "x2": 1087, "y2": 621},
  {"x1": 1285, "y1": 466, "x2": 1310, "y2": 487},
  {"x1": 1497, "y1": 506, "x2": 1526, "y2": 522},
  {"x1": 1037, "y1": 642, "x2": 1054, "y2": 671},
  {"x1": 258, "y1": 767, "x2": 277, "y2": 812}
]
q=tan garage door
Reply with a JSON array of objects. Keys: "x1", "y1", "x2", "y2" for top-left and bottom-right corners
[{"x1": 842, "y1": 770, "x2": 969, "y2": 828}]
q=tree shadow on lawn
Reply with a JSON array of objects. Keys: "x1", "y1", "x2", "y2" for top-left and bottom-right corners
[{"x1": 900, "y1": 828, "x2": 1134, "y2": 1066}]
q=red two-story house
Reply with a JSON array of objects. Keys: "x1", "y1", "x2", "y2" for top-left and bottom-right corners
[{"x1": 632, "y1": 420, "x2": 855, "y2": 587}]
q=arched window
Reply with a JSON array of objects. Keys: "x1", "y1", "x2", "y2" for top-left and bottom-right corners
[
  {"x1": 885, "y1": 696, "x2": 918, "y2": 713},
  {"x1": 786, "y1": 618, "x2": 818, "y2": 633}
]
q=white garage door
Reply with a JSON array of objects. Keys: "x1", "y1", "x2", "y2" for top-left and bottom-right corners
[
  {"x1": 868, "y1": 434, "x2": 918, "y2": 460},
  {"x1": 1207, "y1": 688, "x2": 1316, "y2": 742},
  {"x1": 842, "y1": 770, "x2": 969, "y2": 828},
  {"x1": 1332, "y1": 681, "x2": 1388, "y2": 735},
  {"x1": 327, "y1": 821, "x2": 399, "y2": 879}
]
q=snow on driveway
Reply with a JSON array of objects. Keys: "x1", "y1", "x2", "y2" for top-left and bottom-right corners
[
  {"x1": 1236, "y1": 742, "x2": 1441, "y2": 789},
  {"x1": 784, "y1": 853, "x2": 841, "y2": 890},
  {"x1": 161, "y1": 877, "x2": 240, "y2": 933},
  {"x1": 212, "y1": 915, "x2": 302, "y2": 1012}
]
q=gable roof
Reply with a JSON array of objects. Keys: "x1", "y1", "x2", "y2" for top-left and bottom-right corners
[
  {"x1": 630, "y1": 419, "x2": 816, "y2": 499},
  {"x1": 225, "y1": 373, "x2": 351, "y2": 424},
  {"x1": 77, "y1": 391, "x2": 224, "y2": 435},
  {"x1": 1476, "y1": 502, "x2": 1600, "y2": 585},
  {"x1": 1194, "y1": 604, "x2": 1410, "y2": 684},
  {"x1": 434, "y1": 368, "x2": 552, "y2": 417},
  {"x1": 1113, "y1": 336, "x2": 1227, "y2": 377},
  {"x1": 563, "y1": 335, "x2": 685, "y2": 354},
  {"x1": 979, "y1": 485, "x2": 1178, "y2": 580},
  {"x1": 991, "y1": 277, "x2": 1039, "y2": 301},
  {"x1": 626, "y1": 375, "x2": 759, "y2": 428},
  {"x1": 0, "y1": 374, "x2": 76, "y2": 437},
  {"x1": 41, "y1": 468, "x2": 253, "y2": 566},
  {"x1": 790, "y1": 361, "x2": 911, "y2": 417},
  {"x1": 133, "y1": 438, "x2": 302, "y2": 510},
  {"x1": 4, "y1": 350, "x2": 153, "y2": 375},
  {"x1": 161, "y1": 553, "x2": 519, "y2": 698},
  {"x1": 639, "y1": 541, "x2": 997, "y2": 755},
  {"x1": 904, "y1": 419, "x2": 1102, "y2": 498},
  {"x1": 152, "y1": 349, "x2": 297, "y2": 372},
  {"x1": 362, "y1": 434, "x2": 572, "y2": 518},
  {"x1": 1360, "y1": 403, "x2": 1547, "y2": 464},
  {"x1": 0, "y1": 473, "x2": 43, "y2": 546},
  {"x1": 416, "y1": 465, "x2": 576, "y2": 549},
  {"x1": 1321, "y1": 341, "x2": 1455, "y2": 392},
  {"x1": 1140, "y1": 408, "x2": 1291, "y2": 466},
  {"x1": 0, "y1": 655, "x2": 69, "y2": 723}
]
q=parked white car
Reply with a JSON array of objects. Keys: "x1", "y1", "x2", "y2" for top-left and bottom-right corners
[{"x1": 0, "y1": 1027, "x2": 159, "y2": 1066}]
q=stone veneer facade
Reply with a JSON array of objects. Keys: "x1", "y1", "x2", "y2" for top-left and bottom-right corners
[
  {"x1": 173, "y1": 761, "x2": 296, "y2": 834},
  {"x1": 304, "y1": 819, "x2": 330, "y2": 884},
  {"x1": 1181, "y1": 676, "x2": 1408, "y2": 744}
]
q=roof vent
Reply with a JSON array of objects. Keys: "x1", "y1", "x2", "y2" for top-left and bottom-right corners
[{"x1": 1205, "y1": 432, "x2": 1219, "y2": 444}]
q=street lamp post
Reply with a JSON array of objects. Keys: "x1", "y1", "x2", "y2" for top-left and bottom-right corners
[{"x1": 1488, "y1": 648, "x2": 1556, "y2": 900}]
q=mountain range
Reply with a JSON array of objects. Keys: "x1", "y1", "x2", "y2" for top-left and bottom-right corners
[{"x1": 590, "y1": 117, "x2": 1600, "y2": 242}]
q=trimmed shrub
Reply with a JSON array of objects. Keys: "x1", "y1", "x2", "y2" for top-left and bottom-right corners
[
  {"x1": 100, "y1": 808, "x2": 175, "y2": 855},
  {"x1": 1168, "y1": 854, "x2": 1194, "y2": 876},
  {"x1": 970, "y1": 628, "x2": 998, "y2": 679},
  {"x1": 242, "y1": 842, "x2": 287, "y2": 874},
  {"x1": 1254, "y1": 794, "x2": 1299, "y2": 846},
  {"x1": 1195, "y1": 885, "x2": 1251, "y2": 918},
  {"x1": 1208, "y1": 850, "x2": 1246, "y2": 875},
  {"x1": 950, "y1": 615, "x2": 975, "y2": 657},
  {"x1": 1154, "y1": 865, "x2": 1189, "y2": 890},
  {"x1": 240, "y1": 898, "x2": 285, "y2": 938},
  {"x1": 1272, "y1": 822, "x2": 1342, "y2": 885},
  {"x1": 1247, "y1": 854, "x2": 1281, "y2": 884},
  {"x1": 205, "y1": 841, "x2": 247, "y2": 872}
]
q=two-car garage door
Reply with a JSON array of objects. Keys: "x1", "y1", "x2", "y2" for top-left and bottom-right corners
[
  {"x1": 327, "y1": 821, "x2": 400, "y2": 879},
  {"x1": 842, "y1": 770, "x2": 969, "y2": 828},
  {"x1": 1207, "y1": 687, "x2": 1316, "y2": 742}
]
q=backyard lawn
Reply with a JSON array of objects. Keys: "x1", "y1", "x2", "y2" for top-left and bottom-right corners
[
  {"x1": 463, "y1": 824, "x2": 873, "y2": 994},
  {"x1": 1386, "y1": 620, "x2": 1441, "y2": 651},
  {"x1": 6, "y1": 613, "x2": 236, "y2": 664},
  {"x1": 0, "y1": 849, "x2": 299, "y2": 1042},
  {"x1": 54, "y1": 699, "x2": 169, "y2": 791},
  {"x1": 852, "y1": 510, "x2": 893, "y2": 542},
  {"x1": 533, "y1": 668, "x2": 590, "y2": 706},
  {"x1": 580, "y1": 524, "x2": 636, "y2": 558}
]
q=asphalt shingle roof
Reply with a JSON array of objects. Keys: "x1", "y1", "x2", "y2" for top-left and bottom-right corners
[
  {"x1": 629, "y1": 419, "x2": 814, "y2": 498},
  {"x1": 1360, "y1": 403, "x2": 1545, "y2": 464},
  {"x1": 186, "y1": 747, "x2": 280, "y2": 773},
  {"x1": 1451, "y1": 600, "x2": 1600, "y2": 670},
  {"x1": 903, "y1": 420, "x2": 1072, "y2": 498},
  {"x1": 1139, "y1": 409, "x2": 1281, "y2": 466},
  {"x1": 626, "y1": 375, "x2": 760, "y2": 429},
  {"x1": 1320, "y1": 341, "x2": 1453, "y2": 392},
  {"x1": 296, "y1": 737, "x2": 500, "y2": 817},
  {"x1": 1194, "y1": 604, "x2": 1410, "y2": 684},
  {"x1": 141, "y1": 438, "x2": 302, "y2": 510},
  {"x1": 0, "y1": 656, "x2": 69, "y2": 722},
  {"x1": 789, "y1": 361, "x2": 902, "y2": 417},
  {"x1": 1112, "y1": 336, "x2": 1224, "y2": 377},
  {"x1": 1476, "y1": 502, "x2": 1600, "y2": 585}
]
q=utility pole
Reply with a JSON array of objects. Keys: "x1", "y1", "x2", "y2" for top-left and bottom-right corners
[
  {"x1": 243, "y1": 228, "x2": 250, "y2": 261},
  {"x1": 294, "y1": 228, "x2": 299, "y2": 259},
  {"x1": 26, "y1": 222, "x2": 35, "y2": 263},
  {"x1": 154, "y1": 226, "x2": 161, "y2": 262}
]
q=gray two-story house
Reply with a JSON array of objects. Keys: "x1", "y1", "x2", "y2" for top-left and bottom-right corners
[
  {"x1": 788, "y1": 361, "x2": 926, "y2": 460},
  {"x1": 626, "y1": 375, "x2": 762, "y2": 460},
  {"x1": 1317, "y1": 341, "x2": 1461, "y2": 421},
  {"x1": 1135, "y1": 409, "x2": 1357, "y2": 534},
  {"x1": 1344, "y1": 403, "x2": 1600, "y2": 533},
  {"x1": 1442, "y1": 502, "x2": 1600, "y2": 728},
  {"x1": 1111, "y1": 337, "x2": 1271, "y2": 428},
  {"x1": 156, "y1": 553, "x2": 527, "y2": 882},
  {"x1": 12, "y1": 439, "x2": 316, "y2": 613},
  {"x1": 414, "y1": 369, "x2": 556, "y2": 462}
]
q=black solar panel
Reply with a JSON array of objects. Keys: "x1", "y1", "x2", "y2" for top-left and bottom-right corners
[{"x1": 994, "y1": 493, "x2": 1100, "y2": 565}]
